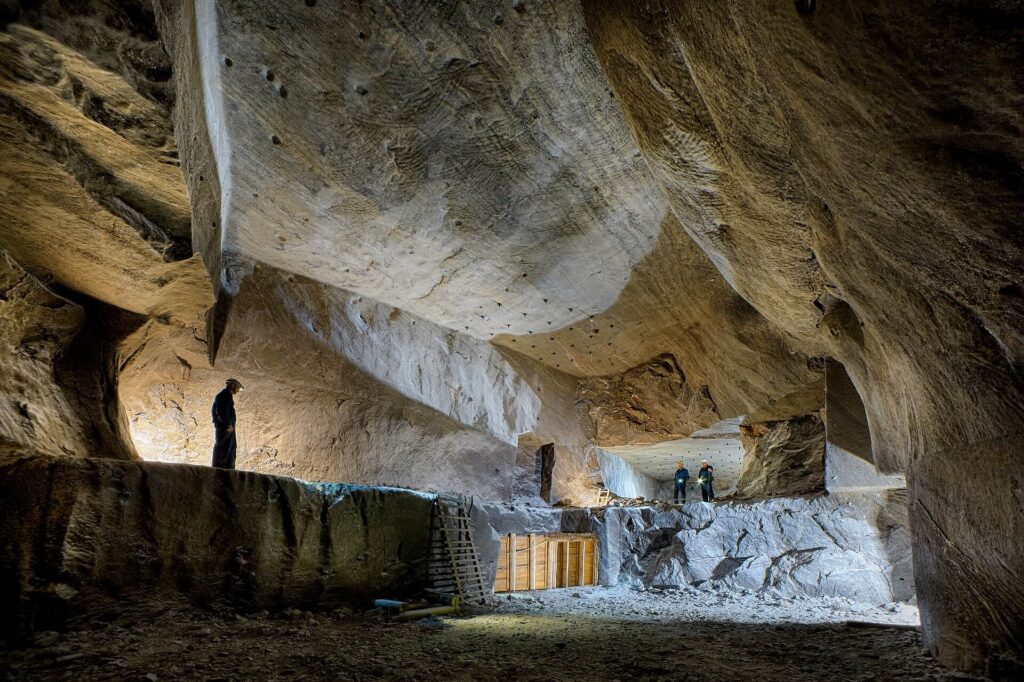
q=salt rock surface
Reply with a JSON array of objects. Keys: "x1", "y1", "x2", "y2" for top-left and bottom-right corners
[
  {"x1": 735, "y1": 413, "x2": 826, "y2": 499},
  {"x1": 606, "y1": 493, "x2": 913, "y2": 605},
  {"x1": 583, "y1": 2, "x2": 1023, "y2": 669}
]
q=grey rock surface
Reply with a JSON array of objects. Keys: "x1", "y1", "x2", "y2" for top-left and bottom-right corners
[{"x1": 603, "y1": 493, "x2": 913, "y2": 604}]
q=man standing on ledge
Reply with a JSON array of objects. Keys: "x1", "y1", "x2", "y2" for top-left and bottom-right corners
[
  {"x1": 698, "y1": 459, "x2": 715, "y2": 502},
  {"x1": 211, "y1": 378, "x2": 243, "y2": 469}
]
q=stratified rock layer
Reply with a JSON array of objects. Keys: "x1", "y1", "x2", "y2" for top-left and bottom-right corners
[
  {"x1": 736, "y1": 414, "x2": 826, "y2": 499},
  {"x1": 0, "y1": 11, "x2": 212, "y2": 324},
  {"x1": 0, "y1": 251, "x2": 137, "y2": 460},
  {"x1": 0, "y1": 451, "x2": 433, "y2": 639}
]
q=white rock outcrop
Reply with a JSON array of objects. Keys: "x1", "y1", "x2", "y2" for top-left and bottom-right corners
[{"x1": 605, "y1": 493, "x2": 913, "y2": 605}]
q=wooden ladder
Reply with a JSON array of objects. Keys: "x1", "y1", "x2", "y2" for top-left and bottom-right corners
[{"x1": 426, "y1": 495, "x2": 488, "y2": 606}]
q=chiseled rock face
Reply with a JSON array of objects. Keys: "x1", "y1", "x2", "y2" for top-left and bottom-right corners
[
  {"x1": 607, "y1": 492, "x2": 913, "y2": 605},
  {"x1": 735, "y1": 414, "x2": 826, "y2": 499},
  {"x1": 169, "y1": 0, "x2": 664, "y2": 341},
  {"x1": 0, "y1": 7, "x2": 212, "y2": 324},
  {"x1": 583, "y1": 0, "x2": 1023, "y2": 669},
  {"x1": 0, "y1": 451, "x2": 434, "y2": 638},
  {"x1": 578, "y1": 354, "x2": 718, "y2": 448},
  {"x1": 0, "y1": 251, "x2": 87, "y2": 455},
  {"x1": 117, "y1": 265, "x2": 518, "y2": 500},
  {"x1": 0, "y1": 251, "x2": 137, "y2": 460}
]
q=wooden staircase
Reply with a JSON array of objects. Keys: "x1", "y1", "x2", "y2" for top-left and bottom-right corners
[{"x1": 426, "y1": 495, "x2": 488, "y2": 606}]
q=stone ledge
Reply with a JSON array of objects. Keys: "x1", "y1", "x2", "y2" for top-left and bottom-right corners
[{"x1": 0, "y1": 451, "x2": 433, "y2": 639}]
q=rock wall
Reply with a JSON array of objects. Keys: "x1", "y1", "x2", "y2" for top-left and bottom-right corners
[
  {"x1": 117, "y1": 265, "x2": 518, "y2": 500},
  {"x1": 607, "y1": 493, "x2": 913, "y2": 605},
  {"x1": 583, "y1": 0, "x2": 1024, "y2": 670},
  {"x1": 480, "y1": 492, "x2": 913, "y2": 605},
  {"x1": 0, "y1": 450, "x2": 434, "y2": 639},
  {"x1": 0, "y1": 251, "x2": 136, "y2": 460},
  {"x1": 735, "y1": 414, "x2": 826, "y2": 499}
]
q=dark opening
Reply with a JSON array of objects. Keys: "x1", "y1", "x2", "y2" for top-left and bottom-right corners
[{"x1": 537, "y1": 443, "x2": 555, "y2": 502}]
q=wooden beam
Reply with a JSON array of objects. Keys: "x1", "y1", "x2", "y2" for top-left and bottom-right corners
[
  {"x1": 565, "y1": 540, "x2": 573, "y2": 585},
  {"x1": 509, "y1": 533, "x2": 517, "y2": 592},
  {"x1": 580, "y1": 539, "x2": 586, "y2": 587},
  {"x1": 528, "y1": 534, "x2": 536, "y2": 591}
]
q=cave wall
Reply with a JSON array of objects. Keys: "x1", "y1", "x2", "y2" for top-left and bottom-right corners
[
  {"x1": 735, "y1": 413, "x2": 826, "y2": 499},
  {"x1": 583, "y1": 0, "x2": 1024, "y2": 670},
  {"x1": 0, "y1": 251, "x2": 136, "y2": 460},
  {"x1": 1, "y1": 251, "x2": 91, "y2": 456},
  {"x1": 117, "y1": 264, "x2": 519, "y2": 500}
]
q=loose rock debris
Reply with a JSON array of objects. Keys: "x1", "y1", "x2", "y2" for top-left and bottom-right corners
[{"x1": 2, "y1": 586, "x2": 977, "y2": 681}]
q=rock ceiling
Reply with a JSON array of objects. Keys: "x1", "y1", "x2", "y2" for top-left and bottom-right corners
[{"x1": 1, "y1": 1, "x2": 1022, "y2": 671}]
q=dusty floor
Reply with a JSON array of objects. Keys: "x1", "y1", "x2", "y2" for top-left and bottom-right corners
[{"x1": 2, "y1": 586, "x2": 978, "y2": 681}]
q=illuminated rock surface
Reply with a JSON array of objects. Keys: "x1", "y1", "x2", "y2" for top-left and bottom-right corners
[{"x1": 0, "y1": 0, "x2": 1021, "y2": 675}]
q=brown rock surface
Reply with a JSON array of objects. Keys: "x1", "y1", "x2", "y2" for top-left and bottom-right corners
[
  {"x1": 0, "y1": 7, "x2": 212, "y2": 324},
  {"x1": 578, "y1": 353, "x2": 718, "y2": 448},
  {"x1": 0, "y1": 251, "x2": 136, "y2": 459},
  {"x1": 736, "y1": 414, "x2": 826, "y2": 499}
]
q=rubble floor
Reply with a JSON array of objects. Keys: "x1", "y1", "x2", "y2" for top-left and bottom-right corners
[{"x1": 2, "y1": 586, "x2": 974, "y2": 681}]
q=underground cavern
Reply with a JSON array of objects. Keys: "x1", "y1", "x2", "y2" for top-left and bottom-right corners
[{"x1": 1, "y1": 0, "x2": 1022, "y2": 680}]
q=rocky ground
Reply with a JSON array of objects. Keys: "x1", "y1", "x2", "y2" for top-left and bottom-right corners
[{"x1": 1, "y1": 586, "x2": 979, "y2": 681}]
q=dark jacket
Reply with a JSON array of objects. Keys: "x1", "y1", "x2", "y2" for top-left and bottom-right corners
[
  {"x1": 212, "y1": 388, "x2": 236, "y2": 428},
  {"x1": 698, "y1": 465, "x2": 714, "y2": 484},
  {"x1": 674, "y1": 467, "x2": 690, "y2": 484}
]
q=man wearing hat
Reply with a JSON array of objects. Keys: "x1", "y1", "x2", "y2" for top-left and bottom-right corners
[{"x1": 211, "y1": 378, "x2": 243, "y2": 469}]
